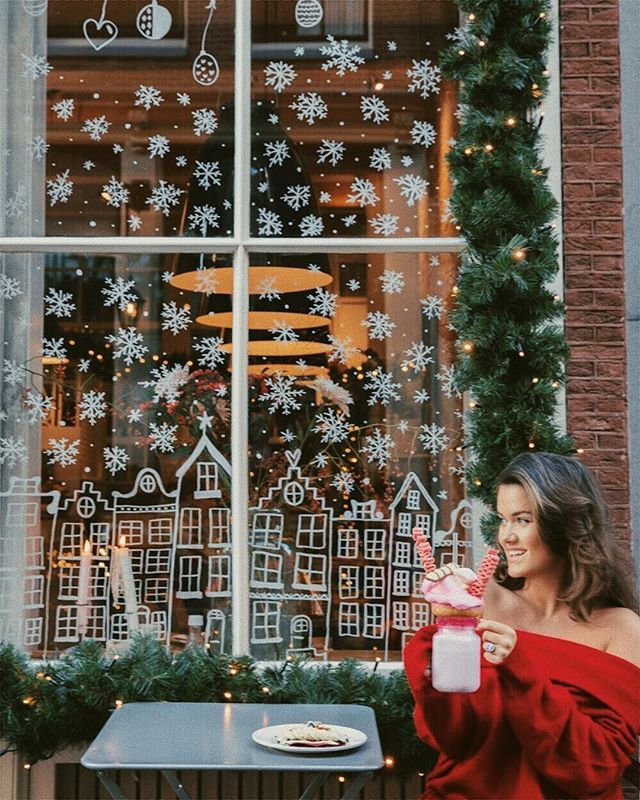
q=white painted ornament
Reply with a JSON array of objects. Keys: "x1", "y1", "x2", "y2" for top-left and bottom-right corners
[
  {"x1": 137, "y1": 0, "x2": 173, "y2": 41},
  {"x1": 192, "y1": 0, "x2": 220, "y2": 86},
  {"x1": 21, "y1": 0, "x2": 48, "y2": 16},
  {"x1": 295, "y1": 0, "x2": 324, "y2": 29},
  {"x1": 83, "y1": 0, "x2": 118, "y2": 52}
]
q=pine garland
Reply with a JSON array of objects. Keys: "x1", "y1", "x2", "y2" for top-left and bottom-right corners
[
  {"x1": 441, "y1": 0, "x2": 574, "y2": 539},
  {"x1": 0, "y1": 638, "x2": 435, "y2": 775}
]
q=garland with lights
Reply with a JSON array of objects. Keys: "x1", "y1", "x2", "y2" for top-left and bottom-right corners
[
  {"x1": 0, "y1": 637, "x2": 435, "y2": 775},
  {"x1": 441, "y1": 0, "x2": 574, "y2": 538}
]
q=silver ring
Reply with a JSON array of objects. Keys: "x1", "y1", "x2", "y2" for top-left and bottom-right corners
[{"x1": 483, "y1": 642, "x2": 496, "y2": 653}]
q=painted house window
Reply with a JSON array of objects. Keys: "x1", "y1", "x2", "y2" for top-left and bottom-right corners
[{"x1": 195, "y1": 462, "x2": 220, "y2": 499}]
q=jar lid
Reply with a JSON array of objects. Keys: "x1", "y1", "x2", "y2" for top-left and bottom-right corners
[{"x1": 188, "y1": 614, "x2": 204, "y2": 627}]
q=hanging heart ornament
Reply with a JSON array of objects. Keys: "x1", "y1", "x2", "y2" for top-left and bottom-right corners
[
  {"x1": 83, "y1": 0, "x2": 118, "y2": 51},
  {"x1": 137, "y1": 0, "x2": 173, "y2": 41},
  {"x1": 295, "y1": 0, "x2": 323, "y2": 28}
]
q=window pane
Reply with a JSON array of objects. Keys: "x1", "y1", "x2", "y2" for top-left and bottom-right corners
[
  {"x1": 243, "y1": 251, "x2": 468, "y2": 661},
  {"x1": 0, "y1": 251, "x2": 233, "y2": 655},
  {"x1": 2, "y1": 1, "x2": 234, "y2": 237},
  {"x1": 250, "y1": 0, "x2": 459, "y2": 238}
]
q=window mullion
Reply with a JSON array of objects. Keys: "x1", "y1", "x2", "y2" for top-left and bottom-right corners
[{"x1": 230, "y1": 0, "x2": 252, "y2": 656}]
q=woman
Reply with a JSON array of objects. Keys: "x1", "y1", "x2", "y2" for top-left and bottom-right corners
[{"x1": 404, "y1": 452, "x2": 640, "y2": 800}]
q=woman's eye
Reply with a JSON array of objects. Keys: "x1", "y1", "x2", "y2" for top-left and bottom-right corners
[{"x1": 517, "y1": 518, "x2": 530, "y2": 526}]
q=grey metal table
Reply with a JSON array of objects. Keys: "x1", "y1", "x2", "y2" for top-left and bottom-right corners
[{"x1": 80, "y1": 702, "x2": 384, "y2": 800}]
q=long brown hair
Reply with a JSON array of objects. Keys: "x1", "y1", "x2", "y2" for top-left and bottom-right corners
[{"x1": 495, "y1": 452, "x2": 638, "y2": 621}]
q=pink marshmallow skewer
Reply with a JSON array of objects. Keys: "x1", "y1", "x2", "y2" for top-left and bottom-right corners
[
  {"x1": 412, "y1": 527, "x2": 436, "y2": 574},
  {"x1": 467, "y1": 548, "x2": 500, "y2": 598}
]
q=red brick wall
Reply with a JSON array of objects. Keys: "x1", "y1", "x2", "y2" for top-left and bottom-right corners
[{"x1": 559, "y1": 0, "x2": 630, "y2": 542}]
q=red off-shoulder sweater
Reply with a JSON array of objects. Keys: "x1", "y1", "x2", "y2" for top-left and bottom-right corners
[{"x1": 404, "y1": 626, "x2": 640, "y2": 800}]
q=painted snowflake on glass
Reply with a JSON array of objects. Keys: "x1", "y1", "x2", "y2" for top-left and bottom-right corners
[
  {"x1": 411, "y1": 120, "x2": 437, "y2": 148},
  {"x1": 44, "y1": 437, "x2": 79, "y2": 467},
  {"x1": 347, "y1": 177, "x2": 379, "y2": 207},
  {"x1": 106, "y1": 327, "x2": 148, "y2": 365},
  {"x1": 364, "y1": 370, "x2": 401, "y2": 406},
  {"x1": 312, "y1": 408, "x2": 350, "y2": 444},
  {"x1": 289, "y1": 92, "x2": 328, "y2": 125},
  {"x1": 134, "y1": 85, "x2": 165, "y2": 110},
  {"x1": 360, "y1": 95, "x2": 390, "y2": 125},
  {"x1": 145, "y1": 181, "x2": 184, "y2": 216},
  {"x1": 44, "y1": 288, "x2": 76, "y2": 318},
  {"x1": 46, "y1": 169, "x2": 74, "y2": 206},
  {"x1": 264, "y1": 61, "x2": 297, "y2": 92},
  {"x1": 394, "y1": 174, "x2": 429, "y2": 206},
  {"x1": 299, "y1": 214, "x2": 324, "y2": 237},
  {"x1": 269, "y1": 320, "x2": 299, "y2": 342},
  {"x1": 379, "y1": 270, "x2": 405, "y2": 294},
  {"x1": 264, "y1": 140, "x2": 290, "y2": 167},
  {"x1": 192, "y1": 108, "x2": 218, "y2": 136},
  {"x1": 51, "y1": 98, "x2": 75, "y2": 121},
  {"x1": 193, "y1": 336, "x2": 226, "y2": 369},
  {"x1": 327, "y1": 335, "x2": 359, "y2": 365},
  {"x1": 188, "y1": 204, "x2": 219, "y2": 235},
  {"x1": 0, "y1": 274, "x2": 22, "y2": 300},
  {"x1": 332, "y1": 471, "x2": 355, "y2": 495},
  {"x1": 362, "y1": 311, "x2": 396, "y2": 340},
  {"x1": 3, "y1": 359, "x2": 26, "y2": 385},
  {"x1": 6, "y1": 189, "x2": 28, "y2": 219},
  {"x1": 369, "y1": 147, "x2": 392, "y2": 171},
  {"x1": 81, "y1": 115, "x2": 111, "y2": 141},
  {"x1": 30, "y1": 136, "x2": 49, "y2": 159},
  {"x1": 194, "y1": 269, "x2": 218, "y2": 295},
  {"x1": 257, "y1": 276, "x2": 281, "y2": 300},
  {"x1": 407, "y1": 58, "x2": 441, "y2": 98},
  {"x1": 104, "y1": 446, "x2": 129, "y2": 476},
  {"x1": 147, "y1": 134, "x2": 170, "y2": 158},
  {"x1": 317, "y1": 139, "x2": 345, "y2": 166},
  {"x1": 193, "y1": 160, "x2": 221, "y2": 189},
  {"x1": 282, "y1": 185, "x2": 311, "y2": 211},
  {"x1": 177, "y1": 92, "x2": 191, "y2": 106},
  {"x1": 257, "y1": 208, "x2": 283, "y2": 236},
  {"x1": 402, "y1": 341, "x2": 435, "y2": 372},
  {"x1": 21, "y1": 53, "x2": 52, "y2": 79},
  {"x1": 24, "y1": 390, "x2": 54, "y2": 425},
  {"x1": 437, "y1": 364, "x2": 461, "y2": 398},
  {"x1": 0, "y1": 437, "x2": 27, "y2": 467},
  {"x1": 260, "y1": 374, "x2": 305, "y2": 415},
  {"x1": 419, "y1": 422, "x2": 448, "y2": 456},
  {"x1": 420, "y1": 294, "x2": 445, "y2": 319},
  {"x1": 42, "y1": 337, "x2": 68, "y2": 361},
  {"x1": 149, "y1": 422, "x2": 178, "y2": 453},
  {"x1": 161, "y1": 301, "x2": 191, "y2": 335},
  {"x1": 139, "y1": 363, "x2": 190, "y2": 403},
  {"x1": 413, "y1": 388, "x2": 431, "y2": 404},
  {"x1": 102, "y1": 176, "x2": 130, "y2": 208},
  {"x1": 308, "y1": 287, "x2": 337, "y2": 317},
  {"x1": 102, "y1": 277, "x2": 137, "y2": 311},
  {"x1": 319, "y1": 191, "x2": 331, "y2": 204},
  {"x1": 362, "y1": 428, "x2": 394, "y2": 469},
  {"x1": 369, "y1": 214, "x2": 399, "y2": 237},
  {"x1": 79, "y1": 390, "x2": 108, "y2": 426},
  {"x1": 320, "y1": 35, "x2": 365, "y2": 76},
  {"x1": 342, "y1": 214, "x2": 357, "y2": 228}
]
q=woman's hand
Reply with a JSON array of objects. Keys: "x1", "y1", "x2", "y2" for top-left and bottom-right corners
[{"x1": 476, "y1": 619, "x2": 517, "y2": 664}]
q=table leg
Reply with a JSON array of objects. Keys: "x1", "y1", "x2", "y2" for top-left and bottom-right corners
[
  {"x1": 339, "y1": 770, "x2": 374, "y2": 800},
  {"x1": 161, "y1": 769, "x2": 193, "y2": 800},
  {"x1": 97, "y1": 770, "x2": 128, "y2": 800},
  {"x1": 297, "y1": 771, "x2": 330, "y2": 800}
]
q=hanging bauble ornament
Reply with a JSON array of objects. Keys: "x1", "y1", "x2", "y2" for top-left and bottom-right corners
[
  {"x1": 137, "y1": 0, "x2": 173, "y2": 40},
  {"x1": 192, "y1": 1, "x2": 220, "y2": 86},
  {"x1": 295, "y1": 0, "x2": 323, "y2": 29},
  {"x1": 21, "y1": 0, "x2": 49, "y2": 16}
]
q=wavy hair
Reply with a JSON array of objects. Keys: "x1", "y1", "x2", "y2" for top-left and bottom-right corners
[{"x1": 494, "y1": 452, "x2": 637, "y2": 621}]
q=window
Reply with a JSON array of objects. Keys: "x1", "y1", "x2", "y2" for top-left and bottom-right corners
[
  {"x1": 24, "y1": 575, "x2": 45, "y2": 609},
  {"x1": 1, "y1": 0, "x2": 468, "y2": 662},
  {"x1": 412, "y1": 571, "x2": 425, "y2": 597},
  {"x1": 413, "y1": 603, "x2": 431, "y2": 629},
  {"x1": 415, "y1": 514, "x2": 431, "y2": 536},
  {"x1": 392, "y1": 602, "x2": 410, "y2": 630}
]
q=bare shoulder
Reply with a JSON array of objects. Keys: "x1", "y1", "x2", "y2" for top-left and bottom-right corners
[
  {"x1": 595, "y1": 607, "x2": 640, "y2": 667},
  {"x1": 482, "y1": 579, "x2": 521, "y2": 621}
]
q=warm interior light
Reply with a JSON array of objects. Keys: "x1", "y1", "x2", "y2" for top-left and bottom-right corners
[
  {"x1": 221, "y1": 341, "x2": 332, "y2": 356},
  {"x1": 247, "y1": 363, "x2": 329, "y2": 377},
  {"x1": 170, "y1": 266, "x2": 333, "y2": 294},
  {"x1": 196, "y1": 311, "x2": 331, "y2": 330}
]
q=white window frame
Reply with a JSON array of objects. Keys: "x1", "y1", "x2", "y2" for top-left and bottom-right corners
[{"x1": 12, "y1": 0, "x2": 572, "y2": 660}]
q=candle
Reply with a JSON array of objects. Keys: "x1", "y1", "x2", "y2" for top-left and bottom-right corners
[
  {"x1": 112, "y1": 535, "x2": 139, "y2": 635},
  {"x1": 77, "y1": 539, "x2": 92, "y2": 636}
]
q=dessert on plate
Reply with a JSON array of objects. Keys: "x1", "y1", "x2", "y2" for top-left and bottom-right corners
[{"x1": 275, "y1": 720, "x2": 348, "y2": 748}]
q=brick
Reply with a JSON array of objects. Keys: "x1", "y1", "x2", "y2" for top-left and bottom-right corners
[
  {"x1": 565, "y1": 289, "x2": 595, "y2": 305},
  {"x1": 591, "y1": 108, "x2": 621, "y2": 127},
  {"x1": 561, "y1": 23, "x2": 619, "y2": 41},
  {"x1": 590, "y1": 75, "x2": 621, "y2": 92},
  {"x1": 593, "y1": 146, "x2": 622, "y2": 163},
  {"x1": 597, "y1": 434, "x2": 627, "y2": 449},
  {"x1": 591, "y1": 255, "x2": 623, "y2": 270},
  {"x1": 566, "y1": 325, "x2": 595, "y2": 340},
  {"x1": 562, "y1": 93, "x2": 619, "y2": 110},
  {"x1": 593, "y1": 289, "x2": 625, "y2": 307},
  {"x1": 562, "y1": 145, "x2": 593, "y2": 163},
  {"x1": 593, "y1": 183, "x2": 622, "y2": 199},
  {"x1": 561, "y1": 6, "x2": 590, "y2": 21},
  {"x1": 589, "y1": 7, "x2": 619, "y2": 24},
  {"x1": 595, "y1": 397, "x2": 627, "y2": 414},
  {"x1": 561, "y1": 128, "x2": 618, "y2": 146},
  {"x1": 595, "y1": 361, "x2": 626, "y2": 377},
  {"x1": 565, "y1": 273, "x2": 618, "y2": 289},
  {"x1": 595, "y1": 326, "x2": 625, "y2": 342},
  {"x1": 568, "y1": 378, "x2": 625, "y2": 395},
  {"x1": 563, "y1": 219, "x2": 593, "y2": 235},
  {"x1": 564, "y1": 236, "x2": 622, "y2": 254},
  {"x1": 562, "y1": 77, "x2": 590, "y2": 93},
  {"x1": 561, "y1": 109, "x2": 592, "y2": 126},
  {"x1": 562, "y1": 183, "x2": 594, "y2": 199},
  {"x1": 591, "y1": 41, "x2": 620, "y2": 58},
  {"x1": 561, "y1": 42, "x2": 590, "y2": 58},
  {"x1": 566, "y1": 360, "x2": 595, "y2": 377},
  {"x1": 569, "y1": 344, "x2": 625, "y2": 361},
  {"x1": 594, "y1": 219, "x2": 624, "y2": 235},
  {"x1": 569, "y1": 396, "x2": 597, "y2": 412},
  {"x1": 563, "y1": 200, "x2": 621, "y2": 216}
]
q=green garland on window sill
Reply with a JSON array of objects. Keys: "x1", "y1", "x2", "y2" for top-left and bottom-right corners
[
  {"x1": 0, "y1": 637, "x2": 435, "y2": 775},
  {"x1": 441, "y1": 0, "x2": 574, "y2": 540}
]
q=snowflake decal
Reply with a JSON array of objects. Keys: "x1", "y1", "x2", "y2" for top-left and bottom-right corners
[
  {"x1": 257, "y1": 276, "x2": 281, "y2": 300},
  {"x1": 414, "y1": 388, "x2": 431, "y2": 404},
  {"x1": 139, "y1": 363, "x2": 190, "y2": 403},
  {"x1": 192, "y1": 108, "x2": 218, "y2": 136},
  {"x1": 134, "y1": 85, "x2": 165, "y2": 110},
  {"x1": 290, "y1": 92, "x2": 328, "y2": 125},
  {"x1": 149, "y1": 422, "x2": 178, "y2": 453},
  {"x1": 42, "y1": 337, "x2": 68, "y2": 361},
  {"x1": 46, "y1": 169, "x2": 74, "y2": 206},
  {"x1": 347, "y1": 177, "x2": 379, "y2": 207},
  {"x1": 194, "y1": 269, "x2": 218, "y2": 295},
  {"x1": 320, "y1": 35, "x2": 365, "y2": 76},
  {"x1": 177, "y1": 92, "x2": 191, "y2": 106},
  {"x1": 332, "y1": 471, "x2": 355, "y2": 495},
  {"x1": 370, "y1": 147, "x2": 392, "y2": 171},
  {"x1": 102, "y1": 277, "x2": 137, "y2": 311},
  {"x1": 188, "y1": 204, "x2": 219, "y2": 236},
  {"x1": 362, "y1": 311, "x2": 396, "y2": 340},
  {"x1": 269, "y1": 320, "x2": 299, "y2": 342},
  {"x1": 264, "y1": 61, "x2": 297, "y2": 92},
  {"x1": 360, "y1": 95, "x2": 390, "y2": 125},
  {"x1": 308, "y1": 287, "x2": 337, "y2": 317},
  {"x1": 51, "y1": 98, "x2": 75, "y2": 121},
  {"x1": 30, "y1": 136, "x2": 49, "y2": 160},
  {"x1": 394, "y1": 173, "x2": 429, "y2": 207},
  {"x1": 21, "y1": 53, "x2": 52, "y2": 79},
  {"x1": 317, "y1": 139, "x2": 345, "y2": 166},
  {"x1": 260, "y1": 374, "x2": 305, "y2": 415},
  {"x1": 264, "y1": 140, "x2": 291, "y2": 167},
  {"x1": 0, "y1": 274, "x2": 22, "y2": 300},
  {"x1": 364, "y1": 370, "x2": 401, "y2": 406},
  {"x1": 327, "y1": 335, "x2": 359, "y2": 365},
  {"x1": 407, "y1": 58, "x2": 441, "y2": 98},
  {"x1": 369, "y1": 213, "x2": 399, "y2": 237},
  {"x1": 379, "y1": 270, "x2": 405, "y2": 294},
  {"x1": 411, "y1": 120, "x2": 437, "y2": 148},
  {"x1": 421, "y1": 294, "x2": 445, "y2": 319},
  {"x1": 102, "y1": 176, "x2": 130, "y2": 208},
  {"x1": 282, "y1": 185, "x2": 311, "y2": 211},
  {"x1": 193, "y1": 336, "x2": 226, "y2": 369},
  {"x1": 79, "y1": 390, "x2": 108, "y2": 426},
  {"x1": 3, "y1": 359, "x2": 26, "y2": 385},
  {"x1": 402, "y1": 342, "x2": 435, "y2": 373},
  {"x1": 312, "y1": 408, "x2": 350, "y2": 444},
  {"x1": 299, "y1": 214, "x2": 324, "y2": 237},
  {"x1": 81, "y1": 115, "x2": 111, "y2": 141},
  {"x1": 147, "y1": 134, "x2": 170, "y2": 158},
  {"x1": 419, "y1": 422, "x2": 448, "y2": 456},
  {"x1": 45, "y1": 288, "x2": 76, "y2": 318},
  {"x1": 193, "y1": 160, "x2": 221, "y2": 189},
  {"x1": 106, "y1": 327, "x2": 148, "y2": 365},
  {"x1": 104, "y1": 446, "x2": 129, "y2": 476},
  {"x1": 437, "y1": 364, "x2": 462, "y2": 398},
  {"x1": 362, "y1": 428, "x2": 394, "y2": 469},
  {"x1": 44, "y1": 437, "x2": 79, "y2": 467},
  {"x1": 161, "y1": 301, "x2": 191, "y2": 335},
  {"x1": 24, "y1": 390, "x2": 55, "y2": 424},
  {"x1": 257, "y1": 208, "x2": 283, "y2": 236},
  {"x1": 145, "y1": 181, "x2": 184, "y2": 216}
]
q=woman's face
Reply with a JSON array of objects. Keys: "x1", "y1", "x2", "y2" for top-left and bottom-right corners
[{"x1": 496, "y1": 483, "x2": 561, "y2": 581}]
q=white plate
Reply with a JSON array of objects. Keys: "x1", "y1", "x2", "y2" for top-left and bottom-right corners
[{"x1": 252, "y1": 723, "x2": 367, "y2": 754}]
